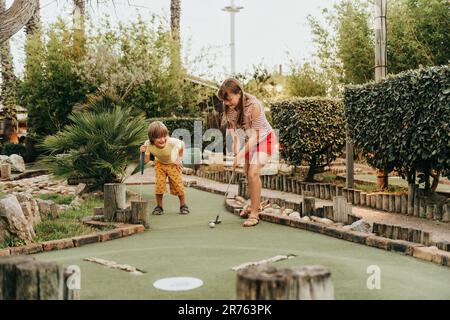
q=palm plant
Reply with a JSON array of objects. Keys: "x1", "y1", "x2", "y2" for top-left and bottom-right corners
[{"x1": 39, "y1": 105, "x2": 148, "y2": 189}]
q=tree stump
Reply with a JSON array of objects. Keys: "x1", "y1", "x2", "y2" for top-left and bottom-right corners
[
  {"x1": 1, "y1": 163, "x2": 11, "y2": 180},
  {"x1": 103, "y1": 183, "x2": 126, "y2": 221},
  {"x1": 236, "y1": 265, "x2": 334, "y2": 300},
  {"x1": 131, "y1": 200, "x2": 151, "y2": 229},
  {"x1": 0, "y1": 256, "x2": 66, "y2": 300}
]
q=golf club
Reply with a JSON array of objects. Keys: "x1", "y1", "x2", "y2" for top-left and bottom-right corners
[
  {"x1": 139, "y1": 151, "x2": 145, "y2": 200},
  {"x1": 209, "y1": 169, "x2": 235, "y2": 226}
]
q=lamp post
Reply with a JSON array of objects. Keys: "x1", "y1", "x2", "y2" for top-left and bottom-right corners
[
  {"x1": 222, "y1": 0, "x2": 243, "y2": 75},
  {"x1": 374, "y1": 0, "x2": 388, "y2": 190}
]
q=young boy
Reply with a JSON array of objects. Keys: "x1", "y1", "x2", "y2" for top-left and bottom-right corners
[{"x1": 139, "y1": 121, "x2": 189, "y2": 215}]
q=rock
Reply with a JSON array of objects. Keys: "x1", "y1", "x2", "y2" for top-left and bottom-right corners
[
  {"x1": 290, "y1": 212, "x2": 301, "y2": 220},
  {"x1": 0, "y1": 195, "x2": 34, "y2": 243},
  {"x1": 310, "y1": 216, "x2": 321, "y2": 222},
  {"x1": 16, "y1": 193, "x2": 41, "y2": 227},
  {"x1": 70, "y1": 196, "x2": 84, "y2": 208},
  {"x1": 334, "y1": 223, "x2": 345, "y2": 228},
  {"x1": 8, "y1": 154, "x2": 26, "y2": 173},
  {"x1": 264, "y1": 208, "x2": 274, "y2": 214},
  {"x1": 348, "y1": 219, "x2": 372, "y2": 233},
  {"x1": 57, "y1": 204, "x2": 71, "y2": 212},
  {"x1": 342, "y1": 225, "x2": 352, "y2": 230},
  {"x1": 283, "y1": 209, "x2": 294, "y2": 215},
  {"x1": 301, "y1": 216, "x2": 311, "y2": 222},
  {"x1": 235, "y1": 196, "x2": 246, "y2": 204},
  {"x1": 74, "y1": 183, "x2": 87, "y2": 196},
  {"x1": 272, "y1": 209, "x2": 282, "y2": 215},
  {"x1": 36, "y1": 199, "x2": 59, "y2": 219},
  {"x1": 0, "y1": 155, "x2": 9, "y2": 164},
  {"x1": 318, "y1": 218, "x2": 335, "y2": 225},
  {"x1": 271, "y1": 204, "x2": 281, "y2": 209}
]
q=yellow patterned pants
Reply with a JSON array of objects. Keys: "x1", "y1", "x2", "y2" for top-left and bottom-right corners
[{"x1": 154, "y1": 161, "x2": 185, "y2": 196}]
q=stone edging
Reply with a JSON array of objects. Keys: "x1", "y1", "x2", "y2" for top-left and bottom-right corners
[
  {"x1": 189, "y1": 183, "x2": 450, "y2": 268},
  {"x1": 196, "y1": 170, "x2": 450, "y2": 223},
  {"x1": 0, "y1": 218, "x2": 145, "y2": 257}
]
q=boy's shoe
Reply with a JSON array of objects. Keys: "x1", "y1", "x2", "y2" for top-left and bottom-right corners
[
  {"x1": 179, "y1": 205, "x2": 190, "y2": 215},
  {"x1": 152, "y1": 206, "x2": 164, "y2": 215}
]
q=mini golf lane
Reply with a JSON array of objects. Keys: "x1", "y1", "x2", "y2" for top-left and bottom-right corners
[{"x1": 34, "y1": 185, "x2": 450, "y2": 300}]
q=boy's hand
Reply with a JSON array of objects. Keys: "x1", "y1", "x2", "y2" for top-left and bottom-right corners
[
  {"x1": 174, "y1": 157, "x2": 183, "y2": 171},
  {"x1": 139, "y1": 145, "x2": 147, "y2": 153}
]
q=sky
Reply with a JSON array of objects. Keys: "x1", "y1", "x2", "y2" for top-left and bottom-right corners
[{"x1": 8, "y1": 0, "x2": 342, "y2": 80}]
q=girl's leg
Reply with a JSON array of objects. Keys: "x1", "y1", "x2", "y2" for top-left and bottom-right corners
[{"x1": 243, "y1": 152, "x2": 269, "y2": 227}]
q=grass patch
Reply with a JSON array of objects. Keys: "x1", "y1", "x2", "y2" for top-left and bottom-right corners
[
  {"x1": 39, "y1": 193, "x2": 74, "y2": 205},
  {"x1": 0, "y1": 236, "x2": 26, "y2": 249},
  {"x1": 34, "y1": 195, "x2": 103, "y2": 242}
]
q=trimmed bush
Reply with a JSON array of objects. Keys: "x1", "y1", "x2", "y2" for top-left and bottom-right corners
[
  {"x1": 344, "y1": 65, "x2": 450, "y2": 189},
  {"x1": 270, "y1": 97, "x2": 346, "y2": 181}
]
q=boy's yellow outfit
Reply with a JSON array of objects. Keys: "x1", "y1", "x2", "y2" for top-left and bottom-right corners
[{"x1": 145, "y1": 138, "x2": 185, "y2": 196}]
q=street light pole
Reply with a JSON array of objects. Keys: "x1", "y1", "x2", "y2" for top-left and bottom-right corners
[
  {"x1": 374, "y1": 0, "x2": 388, "y2": 190},
  {"x1": 222, "y1": 0, "x2": 243, "y2": 76}
]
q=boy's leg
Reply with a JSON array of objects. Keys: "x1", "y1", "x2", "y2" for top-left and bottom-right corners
[
  {"x1": 166, "y1": 164, "x2": 188, "y2": 213},
  {"x1": 154, "y1": 161, "x2": 167, "y2": 214}
]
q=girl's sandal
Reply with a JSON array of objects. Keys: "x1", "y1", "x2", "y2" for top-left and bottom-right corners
[
  {"x1": 243, "y1": 213, "x2": 259, "y2": 227},
  {"x1": 239, "y1": 206, "x2": 252, "y2": 218}
]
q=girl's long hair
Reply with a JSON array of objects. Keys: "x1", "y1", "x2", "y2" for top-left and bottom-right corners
[{"x1": 217, "y1": 78, "x2": 246, "y2": 129}]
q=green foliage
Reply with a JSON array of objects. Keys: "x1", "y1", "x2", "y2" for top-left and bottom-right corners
[
  {"x1": 308, "y1": 0, "x2": 450, "y2": 90},
  {"x1": 39, "y1": 193, "x2": 74, "y2": 205},
  {"x1": 34, "y1": 196, "x2": 102, "y2": 242},
  {"x1": 38, "y1": 106, "x2": 148, "y2": 189},
  {"x1": 271, "y1": 98, "x2": 346, "y2": 181},
  {"x1": 0, "y1": 236, "x2": 26, "y2": 249},
  {"x1": 344, "y1": 65, "x2": 450, "y2": 186},
  {"x1": 286, "y1": 62, "x2": 328, "y2": 97},
  {"x1": 79, "y1": 16, "x2": 209, "y2": 118},
  {"x1": 1, "y1": 142, "x2": 26, "y2": 157},
  {"x1": 19, "y1": 20, "x2": 91, "y2": 139}
]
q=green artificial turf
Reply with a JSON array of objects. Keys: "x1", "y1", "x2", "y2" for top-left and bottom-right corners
[{"x1": 34, "y1": 185, "x2": 450, "y2": 300}]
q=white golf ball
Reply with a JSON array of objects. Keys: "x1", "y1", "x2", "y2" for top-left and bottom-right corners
[{"x1": 209, "y1": 222, "x2": 215, "y2": 228}]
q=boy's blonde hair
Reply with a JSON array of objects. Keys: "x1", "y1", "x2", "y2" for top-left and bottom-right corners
[{"x1": 148, "y1": 121, "x2": 169, "y2": 144}]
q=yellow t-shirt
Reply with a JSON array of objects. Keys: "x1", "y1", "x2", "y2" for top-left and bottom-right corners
[{"x1": 145, "y1": 137, "x2": 184, "y2": 164}]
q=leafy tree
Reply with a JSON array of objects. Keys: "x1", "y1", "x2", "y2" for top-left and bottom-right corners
[
  {"x1": 286, "y1": 62, "x2": 328, "y2": 97},
  {"x1": 19, "y1": 20, "x2": 91, "y2": 139}
]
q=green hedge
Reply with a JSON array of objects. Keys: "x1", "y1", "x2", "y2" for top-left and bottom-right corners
[
  {"x1": 148, "y1": 117, "x2": 204, "y2": 148},
  {"x1": 344, "y1": 65, "x2": 450, "y2": 184},
  {"x1": 270, "y1": 97, "x2": 346, "y2": 180}
]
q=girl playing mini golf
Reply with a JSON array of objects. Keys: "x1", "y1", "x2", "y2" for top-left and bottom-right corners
[
  {"x1": 218, "y1": 78, "x2": 278, "y2": 227},
  {"x1": 139, "y1": 121, "x2": 190, "y2": 215}
]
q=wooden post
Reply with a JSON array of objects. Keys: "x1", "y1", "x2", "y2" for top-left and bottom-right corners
[
  {"x1": 426, "y1": 205, "x2": 433, "y2": 220},
  {"x1": 419, "y1": 200, "x2": 427, "y2": 219},
  {"x1": 347, "y1": 189, "x2": 354, "y2": 204},
  {"x1": 432, "y1": 205, "x2": 440, "y2": 221},
  {"x1": 131, "y1": 200, "x2": 151, "y2": 229},
  {"x1": 382, "y1": 194, "x2": 389, "y2": 211},
  {"x1": 1, "y1": 163, "x2": 11, "y2": 180},
  {"x1": 401, "y1": 194, "x2": 408, "y2": 214},
  {"x1": 236, "y1": 265, "x2": 334, "y2": 300},
  {"x1": 0, "y1": 256, "x2": 65, "y2": 300},
  {"x1": 389, "y1": 194, "x2": 395, "y2": 212},
  {"x1": 337, "y1": 186, "x2": 343, "y2": 196},
  {"x1": 302, "y1": 197, "x2": 315, "y2": 217},
  {"x1": 360, "y1": 192, "x2": 367, "y2": 207},
  {"x1": 103, "y1": 183, "x2": 126, "y2": 221},
  {"x1": 407, "y1": 183, "x2": 415, "y2": 216},
  {"x1": 413, "y1": 185, "x2": 420, "y2": 217},
  {"x1": 342, "y1": 188, "x2": 348, "y2": 201},
  {"x1": 376, "y1": 194, "x2": 383, "y2": 210},
  {"x1": 443, "y1": 202, "x2": 450, "y2": 222},
  {"x1": 353, "y1": 190, "x2": 360, "y2": 206},
  {"x1": 394, "y1": 195, "x2": 401, "y2": 213}
]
